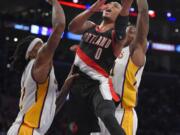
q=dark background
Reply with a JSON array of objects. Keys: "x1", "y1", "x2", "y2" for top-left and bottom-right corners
[{"x1": 0, "y1": 0, "x2": 180, "y2": 135}]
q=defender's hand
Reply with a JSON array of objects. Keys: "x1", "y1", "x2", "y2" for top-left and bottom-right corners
[
  {"x1": 69, "y1": 45, "x2": 79, "y2": 52},
  {"x1": 89, "y1": 0, "x2": 107, "y2": 12},
  {"x1": 64, "y1": 74, "x2": 79, "y2": 88}
]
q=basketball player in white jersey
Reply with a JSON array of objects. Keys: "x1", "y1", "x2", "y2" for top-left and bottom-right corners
[
  {"x1": 7, "y1": 0, "x2": 66, "y2": 134},
  {"x1": 91, "y1": 0, "x2": 149, "y2": 134}
]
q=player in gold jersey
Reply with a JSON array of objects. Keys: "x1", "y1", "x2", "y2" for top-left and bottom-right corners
[{"x1": 8, "y1": 0, "x2": 65, "y2": 134}]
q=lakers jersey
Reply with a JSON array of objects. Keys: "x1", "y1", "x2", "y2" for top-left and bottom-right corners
[
  {"x1": 112, "y1": 46, "x2": 145, "y2": 108},
  {"x1": 8, "y1": 59, "x2": 58, "y2": 135}
]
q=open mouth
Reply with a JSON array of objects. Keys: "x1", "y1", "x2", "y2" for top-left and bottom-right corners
[
  {"x1": 105, "y1": 9, "x2": 112, "y2": 13},
  {"x1": 130, "y1": 28, "x2": 136, "y2": 33}
]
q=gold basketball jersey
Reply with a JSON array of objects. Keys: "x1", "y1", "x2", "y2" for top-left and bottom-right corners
[
  {"x1": 8, "y1": 59, "x2": 58, "y2": 135},
  {"x1": 112, "y1": 46, "x2": 145, "y2": 108}
]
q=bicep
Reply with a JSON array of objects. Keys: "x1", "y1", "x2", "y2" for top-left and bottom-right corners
[
  {"x1": 32, "y1": 25, "x2": 64, "y2": 83},
  {"x1": 36, "y1": 24, "x2": 64, "y2": 65},
  {"x1": 72, "y1": 21, "x2": 96, "y2": 34},
  {"x1": 130, "y1": 41, "x2": 147, "y2": 67}
]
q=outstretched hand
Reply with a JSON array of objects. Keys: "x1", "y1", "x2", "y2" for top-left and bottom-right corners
[
  {"x1": 89, "y1": 0, "x2": 108, "y2": 12},
  {"x1": 120, "y1": 0, "x2": 134, "y2": 16}
]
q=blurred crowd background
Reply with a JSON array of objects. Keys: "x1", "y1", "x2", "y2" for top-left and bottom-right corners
[{"x1": 0, "y1": 0, "x2": 180, "y2": 134}]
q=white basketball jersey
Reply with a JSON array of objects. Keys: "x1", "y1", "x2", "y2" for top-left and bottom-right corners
[
  {"x1": 112, "y1": 46, "x2": 145, "y2": 108},
  {"x1": 12, "y1": 59, "x2": 58, "y2": 134}
]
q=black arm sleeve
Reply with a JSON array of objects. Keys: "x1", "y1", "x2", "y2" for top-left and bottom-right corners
[{"x1": 114, "y1": 15, "x2": 129, "y2": 41}]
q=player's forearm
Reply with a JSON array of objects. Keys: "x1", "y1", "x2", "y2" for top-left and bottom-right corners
[
  {"x1": 46, "y1": 0, "x2": 65, "y2": 52},
  {"x1": 55, "y1": 84, "x2": 70, "y2": 115},
  {"x1": 52, "y1": 0, "x2": 66, "y2": 29},
  {"x1": 114, "y1": 0, "x2": 133, "y2": 43},
  {"x1": 135, "y1": 0, "x2": 149, "y2": 44},
  {"x1": 38, "y1": 1, "x2": 65, "y2": 63},
  {"x1": 68, "y1": 9, "x2": 94, "y2": 33},
  {"x1": 55, "y1": 65, "x2": 77, "y2": 115},
  {"x1": 55, "y1": 73, "x2": 75, "y2": 115},
  {"x1": 120, "y1": 0, "x2": 134, "y2": 16}
]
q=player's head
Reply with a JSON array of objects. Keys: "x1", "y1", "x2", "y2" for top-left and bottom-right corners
[
  {"x1": 126, "y1": 25, "x2": 136, "y2": 43},
  {"x1": 102, "y1": 2, "x2": 122, "y2": 22},
  {"x1": 11, "y1": 35, "x2": 43, "y2": 73}
]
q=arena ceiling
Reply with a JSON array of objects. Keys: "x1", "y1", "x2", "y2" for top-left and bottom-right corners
[
  {"x1": 0, "y1": 0, "x2": 179, "y2": 44},
  {"x1": 0, "y1": 0, "x2": 179, "y2": 14},
  {"x1": 0, "y1": 0, "x2": 42, "y2": 14}
]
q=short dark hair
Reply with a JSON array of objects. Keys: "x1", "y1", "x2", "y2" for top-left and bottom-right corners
[{"x1": 10, "y1": 35, "x2": 37, "y2": 73}]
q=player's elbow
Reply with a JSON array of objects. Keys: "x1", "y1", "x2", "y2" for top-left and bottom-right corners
[
  {"x1": 135, "y1": 35, "x2": 148, "y2": 46},
  {"x1": 134, "y1": 58, "x2": 146, "y2": 67},
  {"x1": 54, "y1": 17, "x2": 66, "y2": 30},
  {"x1": 68, "y1": 21, "x2": 78, "y2": 33}
]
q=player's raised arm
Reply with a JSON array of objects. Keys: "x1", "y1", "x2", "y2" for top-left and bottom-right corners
[
  {"x1": 68, "y1": 0, "x2": 107, "y2": 34},
  {"x1": 33, "y1": 0, "x2": 66, "y2": 83},
  {"x1": 130, "y1": 0, "x2": 149, "y2": 67},
  {"x1": 120, "y1": 0, "x2": 134, "y2": 16},
  {"x1": 114, "y1": 0, "x2": 134, "y2": 50}
]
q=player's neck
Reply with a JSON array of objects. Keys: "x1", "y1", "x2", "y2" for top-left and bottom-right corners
[{"x1": 99, "y1": 20, "x2": 114, "y2": 32}]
